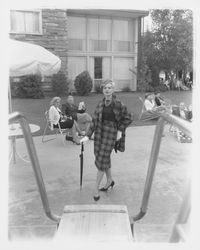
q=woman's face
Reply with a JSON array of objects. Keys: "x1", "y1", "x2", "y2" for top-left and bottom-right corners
[
  {"x1": 103, "y1": 83, "x2": 114, "y2": 98},
  {"x1": 54, "y1": 99, "x2": 60, "y2": 107}
]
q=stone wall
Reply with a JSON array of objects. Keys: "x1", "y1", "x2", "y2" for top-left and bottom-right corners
[{"x1": 10, "y1": 9, "x2": 68, "y2": 91}]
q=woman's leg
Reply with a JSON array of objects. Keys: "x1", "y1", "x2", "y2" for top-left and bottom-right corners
[
  {"x1": 59, "y1": 120, "x2": 80, "y2": 144},
  {"x1": 70, "y1": 124, "x2": 80, "y2": 144},
  {"x1": 73, "y1": 120, "x2": 84, "y2": 135},
  {"x1": 94, "y1": 170, "x2": 104, "y2": 197},
  {"x1": 104, "y1": 168, "x2": 113, "y2": 187}
]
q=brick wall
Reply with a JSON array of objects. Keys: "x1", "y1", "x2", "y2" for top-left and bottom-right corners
[{"x1": 10, "y1": 9, "x2": 68, "y2": 91}]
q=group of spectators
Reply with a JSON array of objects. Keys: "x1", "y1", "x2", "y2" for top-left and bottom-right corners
[
  {"x1": 161, "y1": 78, "x2": 192, "y2": 91},
  {"x1": 140, "y1": 91, "x2": 192, "y2": 122},
  {"x1": 140, "y1": 91, "x2": 167, "y2": 121},
  {"x1": 49, "y1": 95, "x2": 92, "y2": 145}
]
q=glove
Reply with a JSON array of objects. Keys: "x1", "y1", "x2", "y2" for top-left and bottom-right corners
[
  {"x1": 117, "y1": 131, "x2": 122, "y2": 140},
  {"x1": 80, "y1": 136, "x2": 89, "y2": 144}
]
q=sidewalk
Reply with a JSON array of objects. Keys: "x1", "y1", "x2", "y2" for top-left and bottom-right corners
[{"x1": 8, "y1": 125, "x2": 191, "y2": 242}]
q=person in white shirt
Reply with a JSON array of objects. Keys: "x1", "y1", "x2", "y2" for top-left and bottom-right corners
[
  {"x1": 141, "y1": 93, "x2": 165, "y2": 121},
  {"x1": 49, "y1": 97, "x2": 82, "y2": 145}
]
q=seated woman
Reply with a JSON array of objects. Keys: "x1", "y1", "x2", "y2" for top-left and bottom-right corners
[
  {"x1": 48, "y1": 97, "x2": 82, "y2": 145},
  {"x1": 179, "y1": 102, "x2": 193, "y2": 121},
  {"x1": 63, "y1": 95, "x2": 92, "y2": 134},
  {"x1": 140, "y1": 93, "x2": 166, "y2": 121}
]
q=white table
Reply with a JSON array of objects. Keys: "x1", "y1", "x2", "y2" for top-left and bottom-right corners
[{"x1": 9, "y1": 123, "x2": 40, "y2": 164}]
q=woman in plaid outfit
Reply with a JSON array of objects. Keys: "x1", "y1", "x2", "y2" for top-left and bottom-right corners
[{"x1": 81, "y1": 79, "x2": 133, "y2": 201}]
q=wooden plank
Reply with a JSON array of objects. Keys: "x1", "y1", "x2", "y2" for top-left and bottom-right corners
[{"x1": 56, "y1": 205, "x2": 133, "y2": 242}]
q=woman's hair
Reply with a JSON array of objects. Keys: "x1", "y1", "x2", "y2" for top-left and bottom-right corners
[
  {"x1": 101, "y1": 79, "x2": 115, "y2": 89},
  {"x1": 50, "y1": 96, "x2": 61, "y2": 106},
  {"x1": 145, "y1": 93, "x2": 151, "y2": 99}
]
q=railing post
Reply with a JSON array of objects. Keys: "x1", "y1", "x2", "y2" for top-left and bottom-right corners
[
  {"x1": 9, "y1": 112, "x2": 60, "y2": 223},
  {"x1": 133, "y1": 117, "x2": 165, "y2": 221}
]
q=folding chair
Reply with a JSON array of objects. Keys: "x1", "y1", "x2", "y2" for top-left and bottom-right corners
[
  {"x1": 42, "y1": 111, "x2": 70, "y2": 145},
  {"x1": 138, "y1": 96, "x2": 146, "y2": 120}
]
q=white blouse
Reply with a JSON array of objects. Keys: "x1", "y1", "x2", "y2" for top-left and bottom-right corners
[
  {"x1": 144, "y1": 99, "x2": 155, "y2": 111},
  {"x1": 49, "y1": 105, "x2": 61, "y2": 129}
]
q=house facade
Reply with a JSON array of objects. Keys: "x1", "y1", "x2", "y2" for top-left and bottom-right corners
[{"x1": 10, "y1": 9, "x2": 148, "y2": 92}]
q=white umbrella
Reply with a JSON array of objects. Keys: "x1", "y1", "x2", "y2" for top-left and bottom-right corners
[
  {"x1": 9, "y1": 39, "x2": 61, "y2": 77},
  {"x1": 9, "y1": 39, "x2": 61, "y2": 112}
]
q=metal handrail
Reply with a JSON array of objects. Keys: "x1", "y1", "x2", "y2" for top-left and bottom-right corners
[
  {"x1": 9, "y1": 112, "x2": 60, "y2": 223},
  {"x1": 133, "y1": 112, "x2": 192, "y2": 222}
]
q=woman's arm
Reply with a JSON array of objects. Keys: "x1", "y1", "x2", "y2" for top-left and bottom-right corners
[{"x1": 117, "y1": 102, "x2": 133, "y2": 132}]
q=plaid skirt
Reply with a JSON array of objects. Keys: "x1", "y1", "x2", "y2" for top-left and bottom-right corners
[{"x1": 94, "y1": 120, "x2": 117, "y2": 171}]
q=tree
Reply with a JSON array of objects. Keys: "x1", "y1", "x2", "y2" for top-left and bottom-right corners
[{"x1": 141, "y1": 9, "x2": 193, "y2": 87}]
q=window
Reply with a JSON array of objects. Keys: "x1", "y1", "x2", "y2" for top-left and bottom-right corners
[
  {"x1": 68, "y1": 57, "x2": 86, "y2": 80},
  {"x1": 113, "y1": 19, "x2": 134, "y2": 52},
  {"x1": 91, "y1": 40, "x2": 108, "y2": 51},
  {"x1": 94, "y1": 57, "x2": 102, "y2": 79},
  {"x1": 10, "y1": 10, "x2": 42, "y2": 34},
  {"x1": 69, "y1": 39, "x2": 84, "y2": 51},
  {"x1": 68, "y1": 16, "x2": 86, "y2": 51},
  {"x1": 88, "y1": 18, "x2": 111, "y2": 51},
  {"x1": 114, "y1": 41, "x2": 131, "y2": 52}
]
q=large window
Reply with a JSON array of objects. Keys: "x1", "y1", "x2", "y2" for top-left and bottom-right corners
[
  {"x1": 113, "y1": 20, "x2": 134, "y2": 52},
  {"x1": 113, "y1": 57, "x2": 134, "y2": 90},
  {"x1": 68, "y1": 57, "x2": 86, "y2": 80},
  {"x1": 10, "y1": 10, "x2": 42, "y2": 34},
  {"x1": 88, "y1": 18, "x2": 111, "y2": 51},
  {"x1": 68, "y1": 16, "x2": 86, "y2": 51}
]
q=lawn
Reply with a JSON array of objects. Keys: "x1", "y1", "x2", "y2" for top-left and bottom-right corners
[{"x1": 10, "y1": 90, "x2": 193, "y2": 136}]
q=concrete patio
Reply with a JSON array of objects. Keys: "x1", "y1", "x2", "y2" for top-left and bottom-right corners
[{"x1": 8, "y1": 124, "x2": 191, "y2": 242}]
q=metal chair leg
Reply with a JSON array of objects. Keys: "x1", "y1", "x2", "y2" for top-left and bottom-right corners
[{"x1": 42, "y1": 123, "x2": 56, "y2": 143}]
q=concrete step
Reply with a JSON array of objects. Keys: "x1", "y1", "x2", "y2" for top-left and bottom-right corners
[{"x1": 133, "y1": 223, "x2": 172, "y2": 242}]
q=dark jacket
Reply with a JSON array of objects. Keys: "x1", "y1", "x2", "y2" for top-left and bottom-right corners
[
  {"x1": 63, "y1": 103, "x2": 85, "y2": 121},
  {"x1": 155, "y1": 96, "x2": 164, "y2": 106}
]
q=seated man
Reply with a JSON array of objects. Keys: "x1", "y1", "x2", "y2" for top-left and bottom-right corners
[
  {"x1": 154, "y1": 91, "x2": 165, "y2": 107},
  {"x1": 140, "y1": 93, "x2": 166, "y2": 121},
  {"x1": 63, "y1": 95, "x2": 92, "y2": 134}
]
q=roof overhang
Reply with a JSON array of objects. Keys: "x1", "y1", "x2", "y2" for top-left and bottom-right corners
[{"x1": 67, "y1": 9, "x2": 149, "y2": 19}]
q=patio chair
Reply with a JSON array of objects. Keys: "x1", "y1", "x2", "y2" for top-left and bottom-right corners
[{"x1": 42, "y1": 111, "x2": 70, "y2": 145}]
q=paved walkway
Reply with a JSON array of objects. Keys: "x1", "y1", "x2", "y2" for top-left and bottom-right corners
[{"x1": 8, "y1": 125, "x2": 191, "y2": 242}]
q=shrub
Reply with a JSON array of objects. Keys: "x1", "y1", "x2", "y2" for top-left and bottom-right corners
[
  {"x1": 10, "y1": 75, "x2": 44, "y2": 98},
  {"x1": 52, "y1": 72, "x2": 69, "y2": 96},
  {"x1": 74, "y1": 71, "x2": 93, "y2": 96}
]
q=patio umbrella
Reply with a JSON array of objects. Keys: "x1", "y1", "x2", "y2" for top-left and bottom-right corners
[
  {"x1": 9, "y1": 39, "x2": 61, "y2": 112},
  {"x1": 79, "y1": 142, "x2": 84, "y2": 189},
  {"x1": 9, "y1": 39, "x2": 61, "y2": 77}
]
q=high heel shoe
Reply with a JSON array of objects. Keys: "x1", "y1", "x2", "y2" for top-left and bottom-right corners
[
  {"x1": 93, "y1": 195, "x2": 100, "y2": 201},
  {"x1": 99, "y1": 181, "x2": 115, "y2": 192}
]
